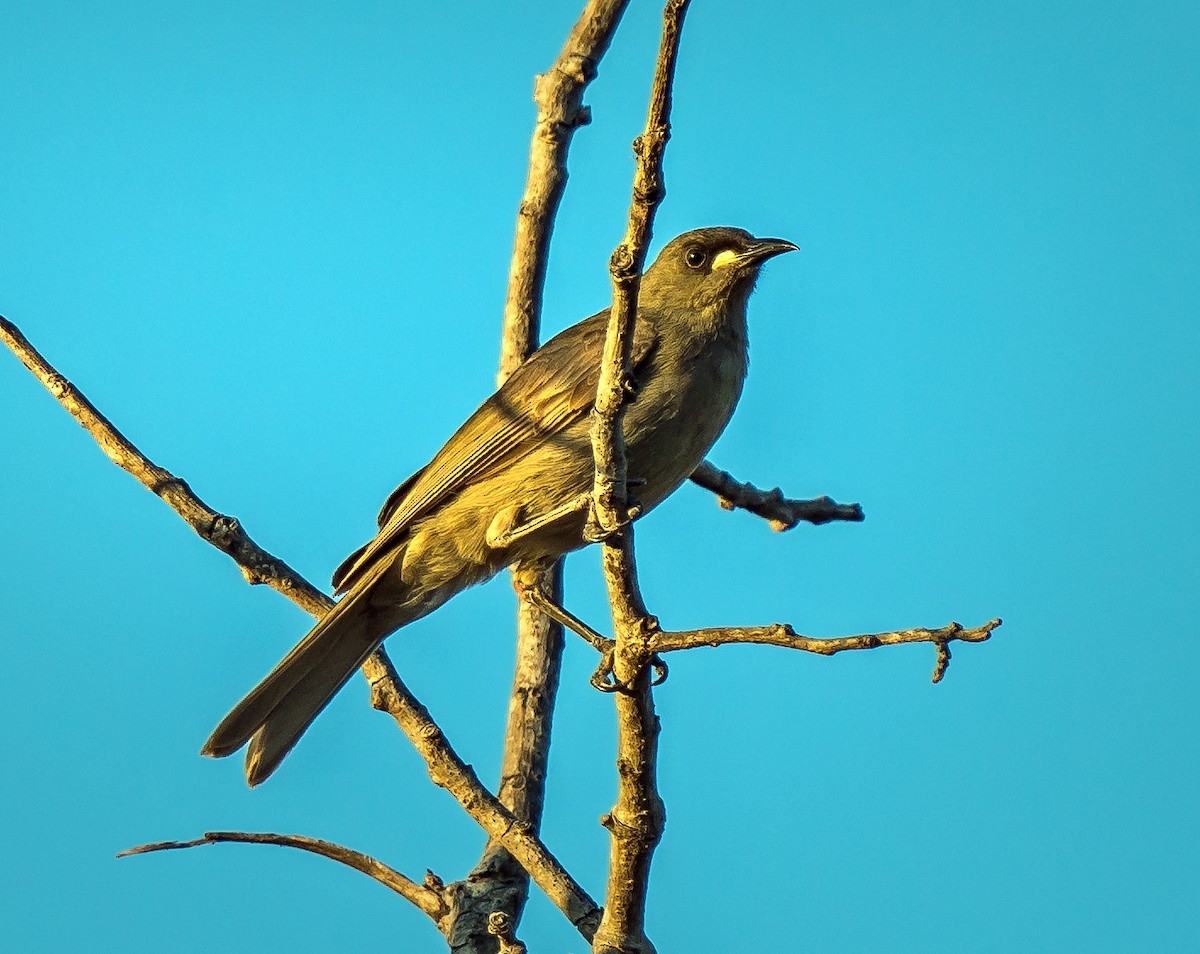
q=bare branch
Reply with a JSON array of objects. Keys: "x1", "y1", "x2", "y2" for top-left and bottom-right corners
[
  {"x1": 366, "y1": 657, "x2": 602, "y2": 941},
  {"x1": 0, "y1": 315, "x2": 326, "y2": 613},
  {"x1": 0, "y1": 313, "x2": 601, "y2": 940},
  {"x1": 652, "y1": 618, "x2": 1003, "y2": 682},
  {"x1": 690, "y1": 459, "x2": 864, "y2": 529},
  {"x1": 119, "y1": 830, "x2": 450, "y2": 926},
  {"x1": 498, "y1": 0, "x2": 630, "y2": 382},
  {"x1": 590, "y1": 3, "x2": 691, "y2": 953}
]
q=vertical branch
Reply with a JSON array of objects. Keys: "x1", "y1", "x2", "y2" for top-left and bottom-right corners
[
  {"x1": 457, "y1": 2, "x2": 631, "y2": 951},
  {"x1": 497, "y1": 0, "x2": 632, "y2": 383},
  {"x1": 590, "y1": 3, "x2": 691, "y2": 953}
]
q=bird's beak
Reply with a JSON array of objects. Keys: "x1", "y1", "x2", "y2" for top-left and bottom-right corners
[
  {"x1": 713, "y1": 237, "x2": 800, "y2": 271},
  {"x1": 743, "y1": 237, "x2": 799, "y2": 265},
  {"x1": 705, "y1": 236, "x2": 801, "y2": 272}
]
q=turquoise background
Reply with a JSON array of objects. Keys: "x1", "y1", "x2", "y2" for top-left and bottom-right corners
[{"x1": 2, "y1": 1, "x2": 1197, "y2": 950}]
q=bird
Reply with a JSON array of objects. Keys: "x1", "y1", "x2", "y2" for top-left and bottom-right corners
[{"x1": 202, "y1": 226, "x2": 798, "y2": 786}]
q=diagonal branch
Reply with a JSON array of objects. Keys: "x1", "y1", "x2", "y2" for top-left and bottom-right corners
[
  {"x1": 0, "y1": 315, "x2": 326, "y2": 612},
  {"x1": 690, "y1": 459, "x2": 864, "y2": 529},
  {"x1": 0, "y1": 313, "x2": 601, "y2": 940},
  {"x1": 119, "y1": 830, "x2": 450, "y2": 926},
  {"x1": 589, "y1": 3, "x2": 691, "y2": 953},
  {"x1": 367, "y1": 652, "x2": 602, "y2": 939}
]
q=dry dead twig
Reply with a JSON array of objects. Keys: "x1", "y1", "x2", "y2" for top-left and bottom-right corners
[{"x1": 119, "y1": 831, "x2": 451, "y2": 927}]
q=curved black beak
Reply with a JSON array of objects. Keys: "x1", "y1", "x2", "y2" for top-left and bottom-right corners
[{"x1": 743, "y1": 237, "x2": 800, "y2": 265}]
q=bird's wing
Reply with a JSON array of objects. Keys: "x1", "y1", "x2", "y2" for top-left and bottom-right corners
[{"x1": 331, "y1": 310, "x2": 658, "y2": 594}]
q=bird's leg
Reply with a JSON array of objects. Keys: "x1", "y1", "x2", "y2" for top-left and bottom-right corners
[
  {"x1": 513, "y1": 572, "x2": 667, "y2": 693},
  {"x1": 514, "y1": 578, "x2": 611, "y2": 653},
  {"x1": 488, "y1": 480, "x2": 646, "y2": 550},
  {"x1": 511, "y1": 574, "x2": 626, "y2": 692},
  {"x1": 485, "y1": 492, "x2": 593, "y2": 550}
]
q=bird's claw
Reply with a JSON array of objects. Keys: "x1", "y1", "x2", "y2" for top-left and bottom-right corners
[
  {"x1": 582, "y1": 493, "x2": 642, "y2": 543},
  {"x1": 589, "y1": 650, "x2": 669, "y2": 693},
  {"x1": 590, "y1": 649, "x2": 620, "y2": 692},
  {"x1": 582, "y1": 507, "x2": 610, "y2": 544}
]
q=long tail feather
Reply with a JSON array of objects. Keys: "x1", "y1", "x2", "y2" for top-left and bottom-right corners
[
  {"x1": 241, "y1": 611, "x2": 384, "y2": 786},
  {"x1": 201, "y1": 560, "x2": 402, "y2": 785}
]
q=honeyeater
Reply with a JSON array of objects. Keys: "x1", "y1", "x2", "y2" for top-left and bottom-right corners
[{"x1": 202, "y1": 226, "x2": 798, "y2": 785}]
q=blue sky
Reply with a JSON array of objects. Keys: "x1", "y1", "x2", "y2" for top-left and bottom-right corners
[{"x1": 2, "y1": 1, "x2": 1197, "y2": 951}]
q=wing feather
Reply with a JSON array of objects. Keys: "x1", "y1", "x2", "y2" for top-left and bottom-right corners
[{"x1": 332, "y1": 311, "x2": 658, "y2": 593}]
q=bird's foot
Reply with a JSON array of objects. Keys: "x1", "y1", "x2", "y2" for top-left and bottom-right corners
[
  {"x1": 582, "y1": 490, "x2": 643, "y2": 543},
  {"x1": 590, "y1": 651, "x2": 670, "y2": 693},
  {"x1": 513, "y1": 578, "x2": 668, "y2": 692}
]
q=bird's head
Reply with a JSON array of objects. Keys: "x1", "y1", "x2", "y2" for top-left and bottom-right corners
[{"x1": 640, "y1": 227, "x2": 798, "y2": 314}]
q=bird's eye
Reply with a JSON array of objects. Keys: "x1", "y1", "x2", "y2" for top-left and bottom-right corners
[{"x1": 684, "y1": 246, "x2": 707, "y2": 269}]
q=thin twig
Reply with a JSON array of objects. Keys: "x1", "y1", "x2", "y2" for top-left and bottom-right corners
[
  {"x1": 652, "y1": 618, "x2": 1002, "y2": 683},
  {"x1": 119, "y1": 831, "x2": 450, "y2": 925},
  {"x1": 0, "y1": 313, "x2": 601, "y2": 938},
  {"x1": 651, "y1": 618, "x2": 1000, "y2": 654},
  {"x1": 590, "y1": 3, "x2": 691, "y2": 953},
  {"x1": 690, "y1": 459, "x2": 864, "y2": 529}
]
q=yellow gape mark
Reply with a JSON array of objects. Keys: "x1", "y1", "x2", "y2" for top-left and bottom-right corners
[{"x1": 710, "y1": 248, "x2": 740, "y2": 270}]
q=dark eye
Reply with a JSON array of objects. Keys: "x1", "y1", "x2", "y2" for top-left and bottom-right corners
[{"x1": 684, "y1": 246, "x2": 707, "y2": 269}]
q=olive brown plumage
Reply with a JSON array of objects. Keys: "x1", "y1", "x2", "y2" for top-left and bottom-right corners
[{"x1": 202, "y1": 227, "x2": 797, "y2": 786}]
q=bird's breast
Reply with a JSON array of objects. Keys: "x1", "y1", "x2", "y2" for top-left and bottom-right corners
[{"x1": 623, "y1": 332, "x2": 747, "y2": 511}]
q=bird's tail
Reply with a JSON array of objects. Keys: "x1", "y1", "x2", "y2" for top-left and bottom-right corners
[{"x1": 201, "y1": 560, "x2": 403, "y2": 786}]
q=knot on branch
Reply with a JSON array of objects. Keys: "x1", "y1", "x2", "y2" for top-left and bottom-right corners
[
  {"x1": 636, "y1": 614, "x2": 662, "y2": 642},
  {"x1": 488, "y1": 911, "x2": 528, "y2": 954},
  {"x1": 46, "y1": 372, "x2": 71, "y2": 397},
  {"x1": 542, "y1": 109, "x2": 592, "y2": 141},
  {"x1": 600, "y1": 801, "x2": 666, "y2": 843},
  {"x1": 633, "y1": 124, "x2": 671, "y2": 158},
  {"x1": 560, "y1": 52, "x2": 598, "y2": 85},
  {"x1": 634, "y1": 179, "x2": 666, "y2": 206},
  {"x1": 209, "y1": 513, "x2": 242, "y2": 544},
  {"x1": 368, "y1": 672, "x2": 403, "y2": 712},
  {"x1": 571, "y1": 104, "x2": 593, "y2": 128},
  {"x1": 150, "y1": 473, "x2": 191, "y2": 498},
  {"x1": 608, "y1": 243, "x2": 638, "y2": 282}
]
